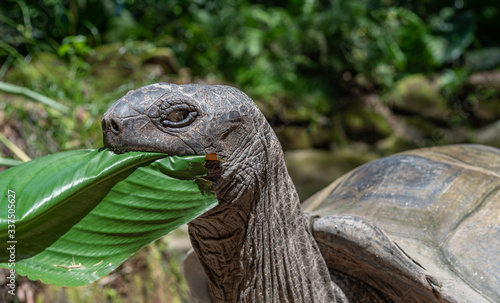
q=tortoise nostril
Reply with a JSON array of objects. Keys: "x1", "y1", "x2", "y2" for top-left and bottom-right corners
[
  {"x1": 110, "y1": 119, "x2": 120, "y2": 134},
  {"x1": 102, "y1": 117, "x2": 121, "y2": 135}
]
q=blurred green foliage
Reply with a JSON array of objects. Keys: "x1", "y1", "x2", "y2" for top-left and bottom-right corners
[
  {"x1": 0, "y1": 0, "x2": 498, "y2": 159},
  {"x1": 1, "y1": 1, "x2": 500, "y2": 302},
  {"x1": 2, "y1": 0, "x2": 499, "y2": 104},
  {"x1": 0, "y1": 0, "x2": 499, "y2": 158}
]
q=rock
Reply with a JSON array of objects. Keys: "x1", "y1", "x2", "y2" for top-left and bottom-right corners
[
  {"x1": 465, "y1": 48, "x2": 500, "y2": 72},
  {"x1": 468, "y1": 70, "x2": 500, "y2": 90},
  {"x1": 284, "y1": 149, "x2": 379, "y2": 201},
  {"x1": 274, "y1": 125, "x2": 313, "y2": 150},
  {"x1": 466, "y1": 71, "x2": 500, "y2": 123},
  {"x1": 142, "y1": 47, "x2": 179, "y2": 75},
  {"x1": 472, "y1": 98, "x2": 500, "y2": 123},
  {"x1": 342, "y1": 95, "x2": 393, "y2": 144},
  {"x1": 376, "y1": 134, "x2": 415, "y2": 155},
  {"x1": 342, "y1": 100, "x2": 392, "y2": 144},
  {"x1": 391, "y1": 74, "x2": 448, "y2": 120},
  {"x1": 472, "y1": 120, "x2": 500, "y2": 147},
  {"x1": 403, "y1": 115, "x2": 442, "y2": 141}
]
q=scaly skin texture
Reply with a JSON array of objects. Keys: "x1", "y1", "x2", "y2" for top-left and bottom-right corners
[{"x1": 102, "y1": 83, "x2": 347, "y2": 302}]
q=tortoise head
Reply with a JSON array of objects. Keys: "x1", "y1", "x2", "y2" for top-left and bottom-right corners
[
  {"x1": 102, "y1": 84, "x2": 345, "y2": 302},
  {"x1": 102, "y1": 83, "x2": 264, "y2": 158}
]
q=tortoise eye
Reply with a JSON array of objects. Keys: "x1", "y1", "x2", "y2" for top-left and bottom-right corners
[
  {"x1": 166, "y1": 109, "x2": 189, "y2": 122},
  {"x1": 160, "y1": 105, "x2": 198, "y2": 128}
]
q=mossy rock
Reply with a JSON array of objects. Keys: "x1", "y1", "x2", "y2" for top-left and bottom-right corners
[
  {"x1": 473, "y1": 120, "x2": 500, "y2": 148},
  {"x1": 466, "y1": 70, "x2": 500, "y2": 123},
  {"x1": 403, "y1": 116, "x2": 440, "y2": 138},
  {"x1": 391, "y1": 74, "x2": 448, "y2": 120},
  {"x1": 376, "y1": 134, "x2": 416, "y2": 155},
  {"x1": 141, "y1": 47, "x2": 179, "y2": 75},
  {"x1": 343, "y1": 103, "x2": 392, "y2": 144},
  {"x1": 274, "y1": 126, "x2": 313, "y2": 150},
  {"x1": 309, "y1": 117, "x2": 348, "y2": 149},
  {"x1": 465, "y1": 48, "x2": 500, "y2": 72},
  {"x1": 285, "y1": 149, "x2": 379, "y2": 201},
  {"x1": 472, "y1": 98, "x2": 500, "y2": 123}
]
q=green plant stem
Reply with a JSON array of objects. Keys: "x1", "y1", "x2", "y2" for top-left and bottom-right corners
[
  {"x1": 0, "y1": 81, "x2": 70, "y2": 113},
  {"x1": 0, "y1": 157, "x2": 24, "y2": 167},
  {"x1": 0, "y1": 132, "x2": 31, "y2": 162}
]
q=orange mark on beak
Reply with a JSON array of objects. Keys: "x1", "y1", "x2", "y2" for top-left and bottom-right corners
[{"x1": 205, "y1": 153, "x2": 218, "y2": 161}]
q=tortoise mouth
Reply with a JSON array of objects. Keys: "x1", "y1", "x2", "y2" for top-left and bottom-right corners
[
  {"x1": 103, "y1": 144, "x2": 171, "y2": 155},
  {"x1": 103, "y1": 147, "x2": 142, "y2": 155}
]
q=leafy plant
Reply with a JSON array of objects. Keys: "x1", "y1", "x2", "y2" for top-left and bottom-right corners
[{"x1": 0, "y1": 149, "x2": 217, "y2": 286}]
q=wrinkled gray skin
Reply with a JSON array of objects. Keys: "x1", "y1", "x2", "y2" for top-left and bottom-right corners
[
  {"x1": 103, "y1": 83, "x2": 345, "y2": 302},
  {"x1": 102, "y1": 83, "x2": 453, "y2": 303}
]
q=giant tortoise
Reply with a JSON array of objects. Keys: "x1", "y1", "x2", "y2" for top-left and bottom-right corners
[{"x1": 101, "y1": 83, "x2": 499, "y2": 302}]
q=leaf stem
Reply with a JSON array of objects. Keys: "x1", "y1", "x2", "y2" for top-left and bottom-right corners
[
  {"x1": 0, "y1": 132, "x2": 31, "y2": 162},
  {"x1": 0, "y1": 81, "x2": 70, "y2": 113}
]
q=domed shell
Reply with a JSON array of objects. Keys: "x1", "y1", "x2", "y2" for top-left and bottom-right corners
[{"x1": 305, "y1": 145, "x2": 500, "y2": 303}]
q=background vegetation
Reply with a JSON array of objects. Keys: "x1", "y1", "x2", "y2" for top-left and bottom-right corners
[{"x1": 1, "y1": 0, "x2": 499, "y2": 302}]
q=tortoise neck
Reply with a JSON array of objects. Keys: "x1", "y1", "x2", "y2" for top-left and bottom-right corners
[{"x1": 188, "y1": 126, "x2": 345, "y2": 302}]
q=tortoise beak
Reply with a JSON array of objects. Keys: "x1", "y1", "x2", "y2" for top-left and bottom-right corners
[
  {"x1": 102, "y1": 101, "x2": 198, "y2": 155},
  {"x1": 101, "y1": 101, "x2": 136, "y2": 153},
  {"x1": 101, "y1": 109, "x2": 160, "y2": 154}
]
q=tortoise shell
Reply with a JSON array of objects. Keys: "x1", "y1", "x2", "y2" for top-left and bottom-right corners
[{"x1": 305, "y1": 144, "x2": 500, "y2": 302}]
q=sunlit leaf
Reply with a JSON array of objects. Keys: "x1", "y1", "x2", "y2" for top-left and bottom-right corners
[{"x1": 0, "y1": 149, "x2": 217, "y2": 286}]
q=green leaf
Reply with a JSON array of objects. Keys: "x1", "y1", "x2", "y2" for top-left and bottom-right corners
[
  {"x1": 428, "y1": 10, "x2": 475, "y2": 64},
  {"x1": 0, "y1": 149, "x2": 217, "y2": 286}
]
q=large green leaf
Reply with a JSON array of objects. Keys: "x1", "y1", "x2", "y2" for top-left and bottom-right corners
[{"x1": 0, "y1": 149, "x2": 218, "y2": 286}]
